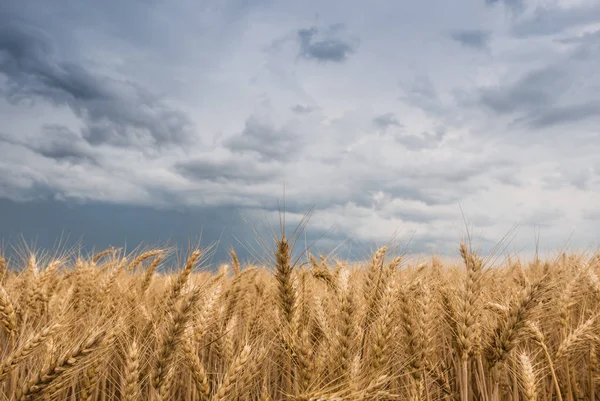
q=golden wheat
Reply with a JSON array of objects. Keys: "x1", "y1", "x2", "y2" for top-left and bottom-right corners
[{"x1": 0, "y1": 240, "x2": 598, "y2": 400}]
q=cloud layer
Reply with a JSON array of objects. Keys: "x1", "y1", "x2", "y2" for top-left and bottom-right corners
[{"x1": 1, "y1": 0, "x2": 599, "y2": 260}]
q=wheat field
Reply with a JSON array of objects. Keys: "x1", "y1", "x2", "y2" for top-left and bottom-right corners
[{"x1": 0, "y1": 236, "x2": 599, "y2": 400}]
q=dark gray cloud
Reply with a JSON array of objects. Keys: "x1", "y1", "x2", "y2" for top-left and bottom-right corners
[
  {"x1": 0, "y1": 125, "x2": 96, "y2": 164},
  {"x1": 0, "y1": 163, "x2": 70, "y2": 203},
  {"x1": 175, "y1": 157, "x2": 278, "y2": 184},
  {"x1": 297, "y1": 26, "x2": 356, "y2": 63},
  {"x1": 394, "y1": 129, "x2": 445, "y2": 150},
  {"x1": 353, "y1": 159, "x2": 511, "y2": 207},
  {"x1": 511, "y1": 5, "x2": 600, "y2": 38},
  {"x1": 291, "y1": 104, "x2": 317, "y2": 114},
  {"x1": 479, "y1": 66, "x2": 568, "y2": 115},
  {"x1": 0, "y1": 20, "x2": 194, "y2": 148},
  {"x1": 449, "y1": 29, "x2": 491, "y2": 50},
  {"x1": 478, "y1": 63, "x2": 600, "y2": 129},
  {"x1": 521, "y1": 101, "x2": 600, "y2": 129},
  {"x1": 233, "y1": 156, "x2": 487, "y2": 213},
  {"x1": 0, "y1": 197, "x2": 254, "y2": 264},
  {"x1": 0, "y1": 197, "x2": 371, "y2": 264},
  {"x1": 224, "y1": 115, "x2": 304, "y2": 162},
  {"x1": 373, "y1": 113, "x2": 401, "y2": 130}
]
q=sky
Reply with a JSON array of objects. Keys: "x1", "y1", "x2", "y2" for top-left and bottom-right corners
[{"x1": 1, "y1": 0, "x2": 600, "y2": 264}]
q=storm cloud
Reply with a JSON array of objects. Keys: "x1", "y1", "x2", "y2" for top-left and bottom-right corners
[
  {"x1": 479, "y1": 66, "x2": 569, "y2": 115},
  {"x1": 297, "y1": 25, "x2": 356, "y2": 63},
  {"x1": 0, "y1": 124, "x2": 96, "y2": 164},
  {"x1": 373, "y1": 113, "x2": 401, "y2": 130},
  {"x1": 175, "y1": 156, "x2": 279, "y2": 184},
  {"x1": 449, "y1": 29, "x2": 491, "y2": 50},
  {"x1": 224, "y1": 115, "x2": 305, "y2": 162},
  {"x1": 0, "y1": 20, "x2": 194, "y2": 149}
]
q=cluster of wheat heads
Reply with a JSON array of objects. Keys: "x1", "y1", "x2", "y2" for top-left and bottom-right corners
[{"x1": 1, "y1": 241, "x2": 600, "y2": 401}]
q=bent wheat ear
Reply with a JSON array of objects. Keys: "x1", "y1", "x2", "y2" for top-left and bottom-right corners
[
  {"x1": 91, "y1": 247, "x2": 118, "y2": 264},
  {"x1": 165, "y1": 250, "x2": 201, "y2": 306},
  {"x1": 182, "y1": 336, "x2": 210, "y2": 397},
  {"x1": 486, "y1": 275, "x2": 549, "y2": 369},
  {"x1": 18, "y1": 329, "x2": 107, "y2": 401},
  {"x1": 555, "y1": 313, "x2": 599, "y2": 360},
  {"x1": 153, "y1": 286, "x2": 202, "y2": 390},
  {"x1": 0, "y1": 322, "x2": 61, "y2": 381},
  {"x1": 128, "y1": 249, "x2": 164, "y2": 272},
  {"x1": 140, "y1": 254, "x2": 163, "y2": 294},
  {"x1": 212, "y1": 344, "x2": 252, "y2": 401}
]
